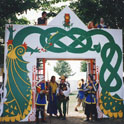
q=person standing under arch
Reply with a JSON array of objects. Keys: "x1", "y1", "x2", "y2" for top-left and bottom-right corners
[
  {"x1": 47, "y1": 76, "x2": 58, "y2": 117},
  {"x1": 57, "y1": 75, "x2": 70, "y2": 120},
  {"x1": 84, "y1": 74, "x2": 98, "y2": 121},
  {"x1": 35, "y1": 78, "x2": 48, "y2": 123},
  {"x1": 75, "y1": 79, "x2": 85, "y2": 111}
]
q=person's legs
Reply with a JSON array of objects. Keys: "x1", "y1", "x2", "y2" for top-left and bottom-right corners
[
  {"x1": 36, "y1": 105, "x2": 40, "y2": 123},
  {"x1": 91, "y1": 104, "x2": 97, "y2": 121},
  {"x1": 75, "y1": 98, "x2": 82, "y2": 111},
  {"x1": 85, "y1": 104, "x2": 90, "y2": 121},
  {"x1": 53, "y1": 94, "x2": 57, "y2": 115},
  {"x1": 57, "y1": 100, "x2": 63, "y2": 117},
  {"x1": 82, "y1": 99, "x2": 85, "y2": 111},
  {"x1": 41, "y1": 105, "x2": 46, "y2": 122},
  {"x1": 63, "y1": 99, "x2": 67, "y2": 120}
]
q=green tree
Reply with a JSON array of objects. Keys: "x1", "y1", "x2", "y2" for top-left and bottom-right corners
[
  {"x1": 0, "y1": 0, "x2": 69, "y2": 39},
  {"x1": 0, "y1": 0, "x2": 69, "y2": 67},
  {"x1": 80, "y1": 61, "x2": 87, "y2": 72},
  {"x1": 12, "y1": 16, "x2": 30, "y2": 25},
  {"x1": 70, "y1": 0, "x2": 124, "y2": 29},
  {"x1": 54, "y1": 60, "x2": 72, "y2": 77},
  {"x1": 70, "y1": 0, "x2": 124, "y2": 71},
  {"x1": 0, "y1": 0, "x2": 40, "y2": 39}
]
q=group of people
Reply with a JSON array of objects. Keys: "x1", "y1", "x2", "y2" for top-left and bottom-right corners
[
  {"x1": 36, "y1": 11, "x2": 99, "y2": 123},
  {"x1": 35, "y1": 75, "x2": 70, "y2": 123},
  {"x1": 37, "y1": 11, "x2": 107, "y2": 30},
  {"x1": 88, "y1": 18, "x2": 107, "y2": 29},
  {"x1": 75, "y1": 74, "x2": 98, "y2": 121},
  {"x1": 35, "y1": 74, "x2": 98, "y2": 123}
]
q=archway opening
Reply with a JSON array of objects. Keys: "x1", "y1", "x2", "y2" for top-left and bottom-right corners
[{"x1": 36, "y1": 58, "x2": 99, "y2": 117}]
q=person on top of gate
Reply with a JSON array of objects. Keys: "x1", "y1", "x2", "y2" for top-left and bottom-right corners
[
  {"x1": 35, "y1": 77, "x2": 48, "y2": 123},
  {"x1": 84, "y1": 74, "x2": 98, "y2": 121},
  {"x1": 57, "y1": 75, "x2": 70, "y2": 120},
  {"x1": 75, "y1": 79, "x2": 85, "y2": 112},
  {"x1": 97, "y1": 18, "x2": 107, "y2": 28},
  {"x1": 37, "y1": 11, "x2": 47, "y2": 25}
]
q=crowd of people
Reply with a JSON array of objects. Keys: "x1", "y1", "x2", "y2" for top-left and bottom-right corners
[
  {"x1": 37, "y1": 11, "x2": 107, "y2": 30},
  {"x1": 35, "y1": 11, "x2": 100, "y2": 123},
  {"x1": 35, "y1": 74, "x2": 98, "y2": 123},
  {"x1": 35, "y1": 75, "x2": 70, "y2": 123}
]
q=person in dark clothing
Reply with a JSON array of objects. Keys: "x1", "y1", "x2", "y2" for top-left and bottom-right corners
[
  {"x1": 57, "y1": 75, "x2": 70, "y2": 120},
  {"x1": 37, "y1": 11, "x2": 47, "y2": 25}
]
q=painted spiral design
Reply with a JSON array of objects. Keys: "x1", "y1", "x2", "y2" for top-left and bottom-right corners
[
  {"x1": 8, "y1": 44, "x2": 13, "y2": 52},
  {"x1": 15, "y1": 45, "x2": 26, "y2": 57}
]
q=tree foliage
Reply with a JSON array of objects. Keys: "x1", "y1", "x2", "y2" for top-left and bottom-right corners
[
  {"x1": 54, "y1": 60, "x2": 72, "y2": 78},
  {"x1": 70, "y1": 0, "x2": 124, "y2": 29},
  {"x1": 0, "y1": 0, "x2": 68, "y2": 67},
  {"x1": 80, "y1": 61, "x2": 87, "y2": 72},
  {"x1": 0, "y1": 0, "x2": 69, "y2": 39},
  {"x1": 70, "y1": 0, "x2": 124, "y2": 70}
]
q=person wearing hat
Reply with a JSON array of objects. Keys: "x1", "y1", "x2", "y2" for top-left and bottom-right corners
[
  {"x1": 35, "y1": 77, "x2": 48, "y2": 123},
  {"x1": 57, "y1": 75, "x2": 70, "y2": 120},
  {"x1": 84, "y1": 74, "x2": 98, "y2": 121},
  {"x1": 75, "y1": 79, "x2": 85, "y2": 112}
]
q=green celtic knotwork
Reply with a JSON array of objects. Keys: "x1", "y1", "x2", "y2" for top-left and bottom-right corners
[
  {"x1": 40, "y1": 27, "x2": 101, "y2": 53},
  {"x1": 100, "y1": 42, "x2": 122, "y2": 92},
  {"x1": 13, "y1": 27, "x2": 123, "y2": 92},
  {"x1": 13, "y1": 27, "x2": 122, "y2": 90},
  {"x1": 12, "y1": 26, "x2": 123, "y2": 118},
  {"x1": 13, "y1": 27, "x2": 102, "y2": 53}
]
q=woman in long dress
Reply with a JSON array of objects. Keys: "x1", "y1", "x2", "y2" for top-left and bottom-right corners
[{"x1": 47, "y1": 76, "x2": 58, "y2": 116}]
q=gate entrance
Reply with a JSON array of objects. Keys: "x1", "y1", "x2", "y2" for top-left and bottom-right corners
[
  {"x1": 0, "y1": 6, "x2": 123, "y2": 122},
  {"x1": 36, "y1": 58, "x2": 98, "y2": 92},
  {"x1": 36, "y1": 59, "x2": 97, "y2": 82}
]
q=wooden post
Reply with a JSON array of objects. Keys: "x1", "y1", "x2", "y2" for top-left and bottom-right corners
[
  {"x1": 43, "y1": 58, "x2": 45, "y2": 78},
  {"x1": 90, "y1": 59, "x2": 93, "y2": 75}
]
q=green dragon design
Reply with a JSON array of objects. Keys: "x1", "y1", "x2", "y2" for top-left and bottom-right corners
[{"x1": 0, "y1": 25, "x2": 123, "y2": 122}]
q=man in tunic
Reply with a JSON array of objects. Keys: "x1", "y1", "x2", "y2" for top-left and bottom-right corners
[
  {"x1": 75, "y1": 79, "x2": 85, "y2": 111},
  {"x1": 84, "y1": 74, "x2": 98, "y2": 121},
  {"x1": 35, "y1": 78, "x2": 48, "y2": 123}
]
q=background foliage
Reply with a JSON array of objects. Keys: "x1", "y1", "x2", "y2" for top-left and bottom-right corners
[
  {"x1": 80, "y1": 61, "x2": 87, "y2": 72},
  {"x1": 54, "y1": 60, "x2": 73, "y2": 78}
]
